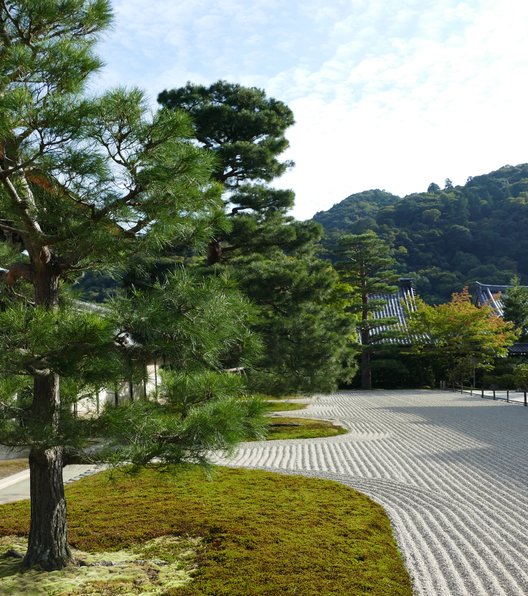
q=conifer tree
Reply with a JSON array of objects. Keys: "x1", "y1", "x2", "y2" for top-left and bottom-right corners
[
  {"x1": 158, "y1": 80, "x2": 296, "y2": 265},
  {"x1": 0, "y1": 1, "x2": 262, "y2": 570},
  {"x1": 159, "y1": 81, "x2": 356, "y2": 393},
  {"x1": 335, "y1": 232, "x2": 399, "y2": 389}
]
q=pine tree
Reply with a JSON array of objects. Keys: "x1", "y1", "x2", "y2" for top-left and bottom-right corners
[
  {"x1": 0, "y1": 1, "x2": 262, "y2": 570},
  {"x1": 158, "y1": 81, "x2": 295, "y2": 265},
  {"x1": 159, "y1": 81, "x2": 356, "y2": 393},
  {"x1": 335, "y1": 232, "x2": 399, "y2": 389},
  {"x1": 235, "y1": 246, "x2": 357, "y2": 394}
]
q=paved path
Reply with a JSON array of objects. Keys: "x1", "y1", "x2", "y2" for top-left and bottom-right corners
[
  {"x1": 0, "y1": 465, "x2": 103, "y2": 504},
  {"x1": 218, "y1": 390, "x2": 528, "y2": 596}
]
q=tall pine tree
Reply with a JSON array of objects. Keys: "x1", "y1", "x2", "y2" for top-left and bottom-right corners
[
  {"x1": 158, "y1": 81, "x2": 296, "y2": 265},
  {"x1": 335, "y1": 232, "x2": 399, "y2": 389},
  {"x1": 159, "y1": 81, "x2": 356, "y2": 393},
  {"x1": 0, "y1": 1, "x2": 263, "y2": 570}
]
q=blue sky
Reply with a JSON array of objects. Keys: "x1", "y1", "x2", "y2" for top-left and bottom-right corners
[{"x1": 94, "y1": 0, "x2": 528, "y2": 220}]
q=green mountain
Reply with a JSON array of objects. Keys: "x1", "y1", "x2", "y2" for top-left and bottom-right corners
[{"x1": 313, "y1": 164, "x2": 528, "y2": 303}]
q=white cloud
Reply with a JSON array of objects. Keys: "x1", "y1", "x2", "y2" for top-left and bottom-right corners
[
  {"x1": 268, "y1": 0, "x2": 528, "y2": 218},
  {"x1": 95, "y1": 0, "x2": 528, "y2": 220}
]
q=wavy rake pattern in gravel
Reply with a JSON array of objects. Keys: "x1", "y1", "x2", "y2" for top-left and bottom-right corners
[{"x1": 218, "y1": 390, "x2": 528, "y2": 595}]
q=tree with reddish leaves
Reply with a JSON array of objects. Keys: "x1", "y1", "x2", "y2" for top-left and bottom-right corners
[{"x1": 408, "y1": 288, "x2": 518, "y2": 386}]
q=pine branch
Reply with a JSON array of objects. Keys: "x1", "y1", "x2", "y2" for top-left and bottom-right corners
[
  {"x1": 1, "y1": 176, "x2": 45, "y2": 242},
  {"x1": 0, "y1": 220, "x2": 26, "y2": 238}
]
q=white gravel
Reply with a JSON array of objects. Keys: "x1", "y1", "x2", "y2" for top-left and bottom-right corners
[{"x1": 217, "y1": 390, "x2": 528, "y2": 596}]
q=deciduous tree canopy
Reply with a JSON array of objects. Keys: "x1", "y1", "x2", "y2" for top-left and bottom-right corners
[{"x1": 407, "y1": 288, "x2": 518, "y2": 385}]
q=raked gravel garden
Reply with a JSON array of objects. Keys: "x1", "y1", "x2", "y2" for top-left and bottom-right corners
[{"x1": 217, "y1": 390, "x2": 528, "y2": 596}]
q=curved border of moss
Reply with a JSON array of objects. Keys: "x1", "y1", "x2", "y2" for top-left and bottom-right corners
[
  {"x1": 0, "y1": 460, "x2": 28, "y2": 480},
  {"x1": 264, "y1": 416, "x2": 348, "y2": 440},
  {"x1": 0, "y1": 466, "x2": 412, "y2": 596}
]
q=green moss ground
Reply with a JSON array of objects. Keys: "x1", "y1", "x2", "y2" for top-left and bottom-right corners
[
  {"x1": 0, "y1": 460, "x2": 28, "y2": 480},
  {"x1": 0, "y1": 466, "x2": 412, "y2": 595},
  {"x1": 263, "y1": 399, "x2": 348, "y2": 440},
  {"x1": 265, "y1": 417, "x2": 348, "y2": 440},
  {"x1": 263, "y1": 400, "x2": 308, "y2": 413},
  {"x1": 0, "y1": 535, "x2": 199, "y2": 595}
]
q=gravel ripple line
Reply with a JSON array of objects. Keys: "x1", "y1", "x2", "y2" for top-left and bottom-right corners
[{"x1": 219, "y1": 390, "x2": 528, "y2": 595}]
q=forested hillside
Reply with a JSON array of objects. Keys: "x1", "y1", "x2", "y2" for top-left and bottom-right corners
[{"x1": 314, "y1": 164, "x2": 528, "y2": 303}]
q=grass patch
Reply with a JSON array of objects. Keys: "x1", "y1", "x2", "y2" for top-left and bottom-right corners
[
  {"x1": 265, "y1": 417, "x2": 348, "y2": 440},
  {"x1": 0, "y1": 460, "x2": 28, "y2": 480},
  {"x1": 0, "y1": 466, "x2": 412, "y2": 595},
  {"x1": 263, "y1": 399, "x2": 347, "y2": 440},
  {"x1": 263, "y1": 400, "x2": 308, "y2": 413}
]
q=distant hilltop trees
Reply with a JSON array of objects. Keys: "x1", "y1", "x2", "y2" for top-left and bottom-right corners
[{"x1": 313, "y1": 164, "x2": 528, "y2": 303}]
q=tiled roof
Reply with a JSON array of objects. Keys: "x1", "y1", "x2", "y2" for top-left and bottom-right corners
[
  {"x1": 473, "y1": 281, "x2": 528, "y2": 356},
  {"x1": 506, "y1": 343, "x2": 528, "y2": 355},
  {"x1": 473, "y1": 282, "x2": 509, "y2": 316},
  {"x1": 369, "y1": 278, "x2": 418, "y2": 345}
]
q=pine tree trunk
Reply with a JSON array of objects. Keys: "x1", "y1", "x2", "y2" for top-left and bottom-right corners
[
  {"x1": 22, "y1": 258, "x2": 73, "y2": 569},
  {"x1": 360, "y1": 289, "x2": 372, "y2": 390},
  {"x1": 360, "y1": 323, "x2": 372, "y2": 390},
  {"x1": 207, "y1": 238, "x2": 222, "y2": 265},
  {"x1": 360, "y1": 347, "x2": 372, "y2": 390},
  {"x1": 23, "y1": 442, "x2": 70, "y2": 570}
]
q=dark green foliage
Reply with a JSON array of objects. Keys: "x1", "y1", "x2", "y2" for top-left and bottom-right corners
[
  {"x1": 237, "y1": 251, "x2": 357, "y2": 394},
  {"x1": 428, "y1": 182, "x2": 441, "y2": 193},
  {"x1": 89, "y1": 269, "x2": 267, "y2": 467},
  {"x1": 159, "y1": 80, "x2": 297, "y2": 267},
  {"x1": 483, "y1": 372, "x2": 516, "y2": 389},
  {"x1": 335, "y1": 232, "x2": 398, "y2": 301},
  {"x1": 502, "y1": 277, "x2": 528, "y2": 340},
  {"x1": 0, "y1": 0, "x2": 265, "y2": 462},
  {"x1": 335, "y1": 232, "x2": 399, "y2": 390},
  {"x1": 513, "y1": 363, "x2": 528, "y2": 390},
  {"x1": 73, "y1": 271, "x2": 118, "y2": 303},
  {"x1": 361, "y1": 348, "x2": 436, "y2": 389},
  {"x1": 314, "y1": 164, "x2": 528, "y2": 303},
  {"x1": 112, "y1": 269, "x2": 260, "y2": 368},
  {"x1": 158, "y1": 80, "x2": 294, "y2": 187},
  {"x1": 95, "y1": 396, "x2": 266, "y2": 469},
  {"x1": 0, "y1": 2, "x2": 268, "y2": 569},
  {"x1": 160, "y1": 80, "x2": 356, "y2": 394},
  {"x1": 313, "y1": 189, "x2": 400, "y2": 236}
]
